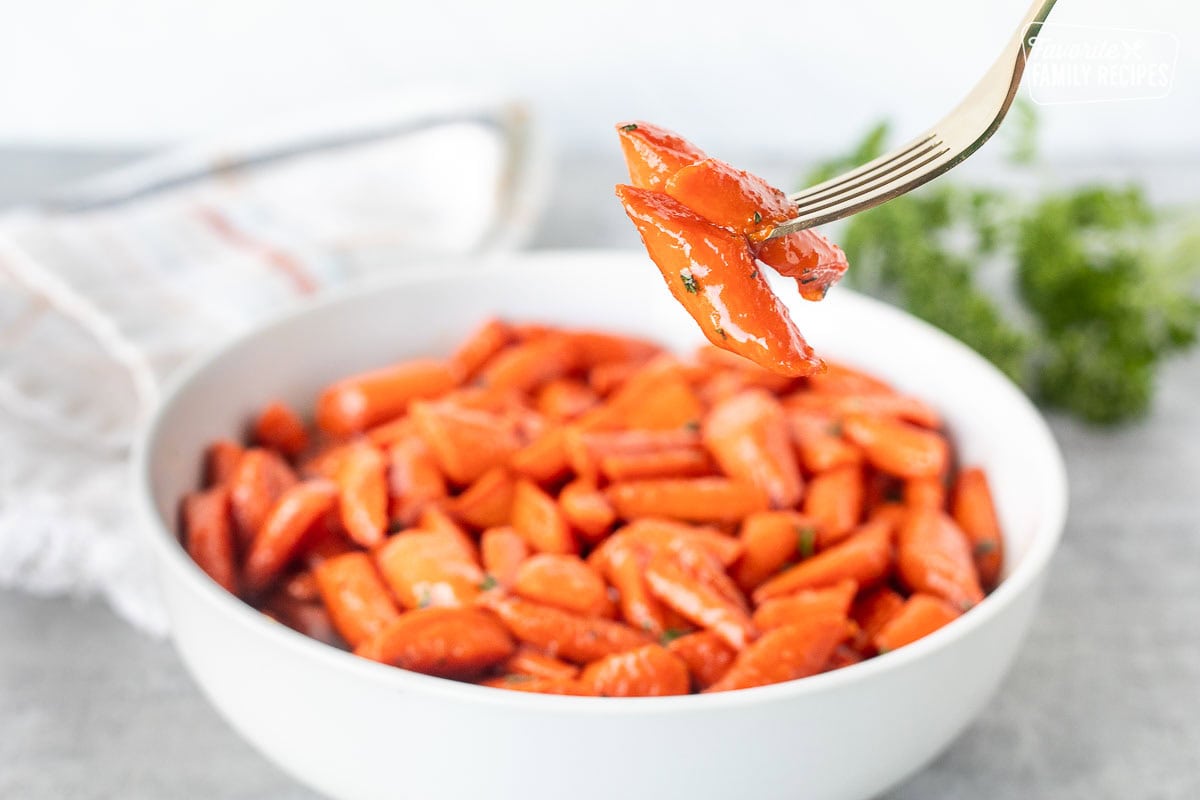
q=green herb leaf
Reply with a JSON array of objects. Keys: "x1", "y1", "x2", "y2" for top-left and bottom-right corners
[
  {"x1": 973, "y1": 540, "x2": 997, "y2": 557},
  {"x1": 796, "y1": 526, "x2": 816, "y2": 559},
  {"x1": 418, "y1": 588, "x2": 432, "y2": 609},
  {"x1": 715, "y1": 326, "x2": 727, "y2": 339},
  {"x1": 659, "y1": 628, "x2": 688, "y2": 645},
  {"x1": 684, "y1": 419, "x2": 701, "y2": 433},
  {"x1": 387, "y1": 519, "x2": 404, "y2": 534},
  {"x1": 681, "y1": 272, "x2": 698, "y2": 293},
  {"x1": 620, "y1": 123, "x2": 639, "y2": 132},
  {"x1": 479, "y1": 574, "x2": 499, "y2": 591},
  {"x1": 753, "y1": 211, "x2": 763, "y2": 225}
]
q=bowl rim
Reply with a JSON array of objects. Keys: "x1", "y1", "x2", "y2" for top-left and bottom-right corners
[{"x1": 132, "y1": 248, "x2": 1069, "y2": 714}]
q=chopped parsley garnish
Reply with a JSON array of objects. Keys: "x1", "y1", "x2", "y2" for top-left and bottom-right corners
[
  {"x1": 796, "y1": 526, "x2": 817, "y2": 559},
  {"x1": 621, "y1": 123, "x2": 639, "y2": 132},
  {"x1": 973, "y1": 540, "x2": 997, "y2": 556},
  {"x1": 659, "y1": 628, "x2": 688, "y2": 645},
  {"x1": 753, "y1": 211, "x2": 762, "y2": 225},
  {"x1": 750, "y1": 269, "x2": 759, "y2": 279},
  {"x1": 387, "y1": 519, "x2": 404, "y2": 534},
  {"x1": 684, "y1": 419, "x2": 701, "y2": 433},
  {"x1": 417, "y1": 588, "x2": 432, "y2": 609},
  {"x1": 715, "y1": 326, "x2": 727, "y2": 339},
  {"x1": 681, "y1": 272, "x2": 698, "y2": 293},
  {"x1": 479, "y1": 574, "x2": 499, "y2": 591}
]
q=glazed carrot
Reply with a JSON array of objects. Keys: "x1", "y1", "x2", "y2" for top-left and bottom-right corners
[
  {"x1": 667, "y1": 630, "x2": 735, "y2": 690},
  {"x1": 806, "y1": 361, "x2": 893, "y2": 395},
  {"x1": 568, "y1": 330, "x2": 662, "y2": 368},
  {"x1": 754, "y1": 520, "x2": 894, "y2": 603},
  {"x1": 449, "y1": 318, "x2": 514, "y2": 382},
  {"x1": 411, "y1": 401, "x2": 522, "y2": 485},
  {"x1": 868, "y1": 501, "x2": 909, "y2": 530},
  {"x1": 786, "y1": 392, "x2": 942, "y2": 429},
  {"x1": 616, "y1": 185, "x2": 822, "y2": 376},
  {"x1": 509, "y1": 425, "x2": 572, "y2": 484},
  {"x1": 841, "y1": 414, "x2": 949, "y2": 479},
  {"x1": 535, "y1": 379, "x2": 599, "y2": 422},
  {"x1": 386, "y1": 436, "x2": 448, "y2": 525},
  {"x1": 803, "y1": 465, "x2": 865, "y2": 548},
  {"x1": 751, "y1": 579, "x2": 857, "y2": 630},
  {"x1": 478, "y1": 594, "x2": 650, "y2": 664},
  {"x1": 243, "y1": 479, "x2": 339, "y2": 594},
  {"x1": 664, "y1": 157, "x2": 793, "y2": 239},
  {"x1": 263, "y1": 594, "x2": 344, "y2": 647},
  {"x1": 500, "y1": 646, "x2": 580, "y2": 680},
  {"x1": 512, "y1": 479, "x2": 576, "y2": 554},
  {"x1": 252, "y1": 400, "x2": 309, "y2": 457},
  {"x1": 606, "y1": 478, "x2": 769, "y2": 524},
  {"x1": 824, "y1": 643, "x2": 865, "y2": 671},
  {"x1": 449, "y1": 467, "x2": 515, "y2": 530},
  {"x1": 591, "y1": 518, "x2": 743, "y2": 570},
  {"x1": 334, "y1": 443, "x2": 388, "y2": 548},
  {"x1": 228, "y1": 448, "x2": 298, "y2": 549},
  {"x1": 951, "y1": 467, "x2": 1005, "y2": 590},
  {"x1": 579, "y1": 644, "x2": 691, "y2": 697},
  {"x1": 733, "y1": 511, "x2": 816, "y2": 593},
  {"x1": 703, "y1": 389, "x2": 803, "y2": 509},
  {"x1": 787, "y1": 410, "x2": 863, "y2": 474},
  {"x1": 514, "y1": 554, "x2": 610, "y2": 617},
  {"x1": 599, "y1": 448, "x2": 712, "y2": 482},
  {"x1": 601, "y1": 539, "x2": 668, "y2": 636},
  {"x1": 616, "y1": 121, "x2": 706, "y2": 190},
  {"x1": 705, "y1": 612, "x2": 850, "y2": 692},
  {"x1": 480, "y1": 527, "x2": 529, "y2": 590},
  {"x1": 205, "y1": 439, "x2": 245, "y2": 487},
  {"x1": 644, "y1": 549, "x2": 757, "y2": 650},
  {"x1": 566, "y1": 427, "x2": 702, "y2": 479},
  {"x1": 905, "y1": 476, "x2": 946, "y2": 511},
  {"x1": 283, "y1": 569, "x2": 321, "y2": 602},
  {"x1": 587, "y1": 360, "x2": 642, "y2": 396},
  {"x1": 301, "y1": 518, "x2": 355, "y2": 569},
  {"x1": 897, "y1": 509, "x2": 984, "y2": 611},
  {"x1": 851, "y1": 586, "x2": 907, "y2": 645},
  {"x1": 478, "y1": 334, "x2": 578, "y2": 394},
  {"x1": 182, "y1": 486, "x2": 238, "y2": 594},
  {"x1": 313, "y1": 552, "x2": 400, "y2": 648},
  {"x1": 355, "y1": 607, "x2": 514, "y2": 678},
  {"x1": 316, "y1": 359, "x2": 457, "y2": 436},
  {"x1": 755, "y1": 228, "x2": 850, "y2": 301},
  {"x1": 558, "y1": 479, "x2": 616, "y2": 543},
  {"x1": 873, "y1": 594, "x2": 961, "y2": 653},
  {"x1": 480, "y1": 675, "x2": 591, "y2": 695},
  {"x1": 695, "y1": 345, "x2": 799, "y2": 393},
  {"x1": 374, "y1": 529, "x2": 484, "y2": 610},
  {"x1": 364, "y1": 415, "x2": 417, "y2": 447}
]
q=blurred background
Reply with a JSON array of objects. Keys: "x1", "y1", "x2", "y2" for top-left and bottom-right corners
[{"x1": 2, "y1": 0, "x2": 1198, "y2": 798}]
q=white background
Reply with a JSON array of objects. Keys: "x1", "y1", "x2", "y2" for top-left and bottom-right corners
[{"x1": 0, "y1": 0, "x2": 1194, "y2": 158}]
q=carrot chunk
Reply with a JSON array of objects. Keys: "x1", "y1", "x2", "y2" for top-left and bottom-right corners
[
  {"x1": 228, "y1": 448, "x2": 298, "y2": 549},
  {"x1": 616, "y1": 121, "x2": 706, "y2": 190},
  {"x1": 182, "y1": 486, "x2": 238, "y2": 594},
  {"x1": 951, "y1": 467, "x2": 1005, "y2": 590},
  {"x1": 733, "y1": 511, "x2": 816, "y2": 593},
  {"x1": 375, "y1": 529, "x2": 484, "y2": 610},
  {"x1": 579, "y1": 644, "x2": 691, "y2": 697},
  {"x1": 511, "y1": 479, "x2": 576, "y2": 554},
  {"x1": 243, "y1": 480, "x2": 338, "y2": 594},
  {"x1": 411, "y1": 401, "x2": 522, "y2": 485},
  {"x1": 607, "y1": 478, "x2": 769, "y2": 524},
  {"x1": 705, "y1": 612, "x2": 850, "y2": 692},
  {"x1": 754, "y1": 520, "x2": 894, "y2": 603},
  {"x1": 514, "y1": 554, "x2": 610, "y2": 617},
  {"x1": 480, "y1": 526, "x2": 529, "y2": 589},
  {"x1": 841, "y1": 414, "x2": 949, "y2": 479},
  {"x1": 703, "y1": 389, "x2": 803, "y2": 509},
  {"x1": 334, "y1": 442, "x2": 388, "y2": 548},
  {"x1": 252, "y1": 400, "x2": 310, "y2": 457},
  {"x1": 355, "y1": 607, "x2": 514, "y2": 678},
  {"x1": 751, "y1": 579, "x2": 857, "y2": 630},
  {"x1": 450, "y1": 467, "x2": 516, "y2": 530},
  {"x1": 664, "y1": 157, "x2": 793, "y2": 239},
  {"x1": 667, "y1": 630, "x2": 736, "y2": 690},
  {"x1": 478, "y1": 594, "x2": 650, "y2": 664},
  {"x1": 897, "y1": 509, "x2": 984, "y2": 611},
  {"x1": 873, "y1": 593, "x2": 961, "y2": 653},
  {"x1": 316, "y1": 359, "x2": 456, "y2": 435},
  {"x1": 803, "y1": 465, "x2": 865, "y2": 548},
  {"x1": 314, "y1": 552, "x2": 400, "y2": 647}
]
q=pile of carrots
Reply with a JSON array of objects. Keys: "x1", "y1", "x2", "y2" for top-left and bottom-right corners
[{"x1": 181, "y1": 319, "x2": 1004, "y2": 696}]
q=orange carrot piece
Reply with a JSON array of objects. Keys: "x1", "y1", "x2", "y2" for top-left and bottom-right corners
[
  {"x1": 579, "y1": 644, "x2": 691, "y2": 697},
  {"x1": 803, "y1": 465, "x2": 865, "y2": 548},
  {"x1": 480, "y1": 675, "x2": 591, "y2": 695},
  {"x1": 951, "y1": 467, "x2": 1005, "y2": 590},
  {"x1": 478, "y1": 594, "x2": 651, "y2": 664},
  {"x1": 591, "y1": 517, "x2": 744, "y2": 570},
  {"x1": 354, "y1": 607, "x2": 514, "y2": 678},
  {"x1": 616, "y1": 121, "x2": 706, "y2": 190},
  {"x1": 228, "y1": 448, "x2": 298, "y2": 549},
  {"x1": 787, "y1": 410, "x2": 863, "y2": 473},
  {"x1": 568, "y1": 330, "x2": 662, "y2": 368},
  {"x1": 243, "y1": 480, "x2": 338, "y2": 594},
  {"x1": 823, "y1": 643, "x2": 865, "y2": 672},
  {"x1": 509, "y1": 425, "x2": 572, "y2": 484},
  {"x1": 478, "y1": 334, "x2": 578, "y2": 394},
  {"x1": 806, "y1": 361, "x2": 894, "y2": 396},
  {"x1": 897, "y1": 509, "x2": 984, "y2": 611},
  {"x1": 667, "y1": 630, "x2": 736, "y2": 690},
  {"x1": 868, "y1": 501, "x2": 909, "y2": 530},
  {"x1": 616, "y1": 184, "x2": 823, "y2": 376},
  {"x1": 301, "y1": 518, "x2": 355, "y2": 568},
  {"x1": 480, "y1": 526, "x2": 529, "y2": 589},
  {"x1": 364, "y1": 415, "x2": 417, "y2": 448},
  {"x1": 751, "y1": 579, "x2": 857, "y2": 630},
  {"x1": 873, "y1": 593, "x2": 961, "y2": 653},
  {"x1": 316, "y1": 359, "x2": 457, "y2": 436},
  {"x1": 334, "y1": 443, "x2": 387, "y2": 548},
  {"x1": 500, "y1": 646, "x2": 580, "y2": 680},
  {"x1": 587, "y1": 360, "x2": 643, "y2": 396},
  {"x1": 734, "y1": 511, "x2": 816, "y2": 593},
  {"x1": 511, "y1": 479, "x2": 576, "y2": 554},
  {"x1": 283, "y1": 570, "x2": 321, "y2": 602},
  {"x1": 599, "y1": 447, "x2": 712, "y2": 482},
  {"x1": 313, "y1": 552, "x2": 400, "y2": 648},
  {"x1": 374, "y1": 529, "x2": 484, "y2": 610},
  {"x1": 644, "y1": 550, "x2": 757, "y2": 650},
  {"x1": 450, "y1": 467, "x2": 515, "y2": 530},
  {"x1": 535, "y1": 378, "x2": 599, "y2": 422},
  {"x1": 252, "y1": 400, "x2": 310, "y2": 457},
  {"x1": 386, "y1": 436, "x2": 448, "y2": 525},
  {"x1": 566, "y1": 427, "x2": 701, "y2": 480},
  {"x1": 705, "y1": 613, "x2": 850, "y2": 692},
  {"x1": 841, "y1": 414, "x2": 949, "y2": 479},
  {"x1": 205, "y1": 439, "x2": 245, "y2": 487},
  {"x1": 851, "y1": 586, "x2": 907, "y2": 645},
  {"x1": 753, "y1": 520, "x2": 894, "y2": 603},
  {"x1": 415, "y1": 506, "x2": 479, "y2": 561},
  {"x1": 606, "y1": 478, "x2": 769, "y2": 524},
  {"x1": 905, "y1": 476, "x2": 946, "y2": 511},
  {"x1": 703, "y1": 389, "x2": 803, "y2": 509},
  {"x1": 514, "y1": 554, "x2": 610, "y2": 617},
  {"x1": 755, "y1": 228, "x2": 849, "y2": 301},
  {"x1": 182, "y1": 486, "x2": 238, "y2": 594},
  {"x1": 263, "y1": 594, "x2": 344, "y2": 647},
  {"x1": 411, "y1": 401, "x2": 522, "y2": 485},
  {"x1": 449, "y1": 318, "x2": 515, "y2": 383},
  {"x1": 601, "y1": 539, "x2": 668, "y2": 636},
  {"x1": 664, "y1": 157, "x2": 793, "y2": 239},
  {"x1": 787, "y1": 391, "x2": 942, "y2": 429},
  {"x1": 558, "y1": 479, "x2": 616, "y2": 543},
  {"x1": 694, "y1": 345, "x2": 801, "y2": 394}
]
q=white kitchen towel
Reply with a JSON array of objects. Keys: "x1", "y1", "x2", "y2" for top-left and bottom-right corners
[{"x1": 0, "y1": 90, "x2": 548, "y2": 635}]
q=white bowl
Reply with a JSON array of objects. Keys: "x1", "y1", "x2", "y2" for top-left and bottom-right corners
[{"x1": 133, "y1": 250, "x2": 1067, "y2": 800}]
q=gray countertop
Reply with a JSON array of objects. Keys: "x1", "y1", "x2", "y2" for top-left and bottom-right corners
[{"x1": 2, "y1": 149, "x2": 1199, "y2": 799}]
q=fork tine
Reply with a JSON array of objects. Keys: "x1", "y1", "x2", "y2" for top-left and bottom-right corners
[
  {"x1": 789, "y1": 132, "x2": 939, "y2": 204},
  {"x1": 792, "y1": 139, "x2": 951, "y2": 215},
  {"x1": 791, "y1": 134, "x2": 945, "y2": 208}
]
